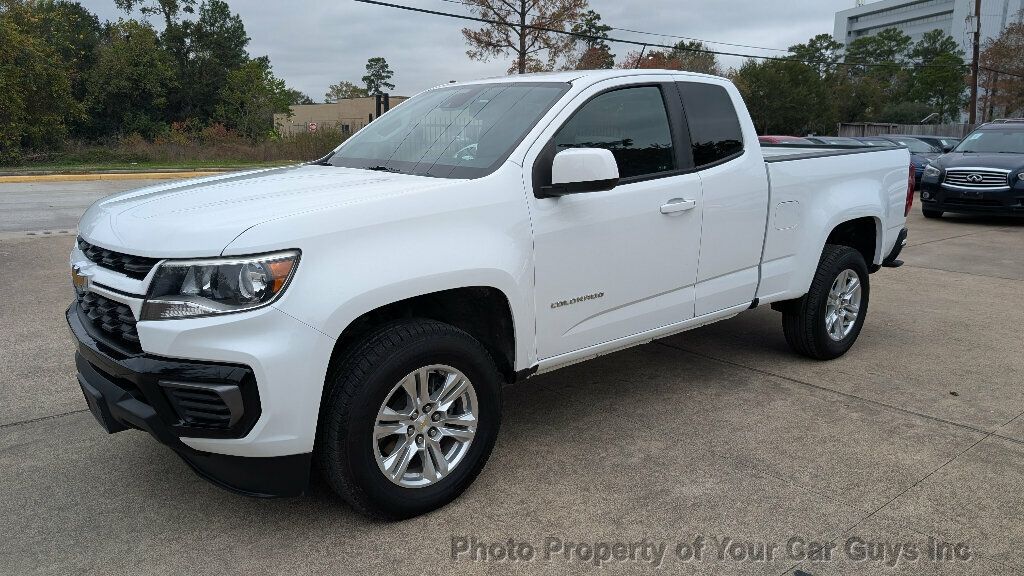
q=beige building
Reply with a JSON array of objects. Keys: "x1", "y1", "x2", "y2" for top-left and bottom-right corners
[{"x1": 274, "y1": 96, "x2": 409, "y2": 137}]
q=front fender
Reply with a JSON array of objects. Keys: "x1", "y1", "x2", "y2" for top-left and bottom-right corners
[{"x1": 223, "y1": 167, "x2": 537, "y2": 371}]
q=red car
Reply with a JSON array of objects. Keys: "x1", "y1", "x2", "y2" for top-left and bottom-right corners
[{"x1": 759, "y1": 135, "x2": 815, "y2": 145}]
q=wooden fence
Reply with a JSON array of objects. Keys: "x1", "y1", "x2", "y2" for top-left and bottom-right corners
[{"x1": 837, "y1": 122, "x2": 979, "y2": 138}]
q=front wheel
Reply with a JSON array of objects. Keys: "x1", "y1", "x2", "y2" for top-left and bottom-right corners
[
  {"x1": 315, "y1": 319, "x2": 502, "y2": 519},
  {"x1": 781, "y1": 244, "x2": 870, "y2": 360},
  {"x1": 922, "y1": 207, "x2": 943, "y2": 219}
]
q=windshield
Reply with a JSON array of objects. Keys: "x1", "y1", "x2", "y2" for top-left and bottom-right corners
[
  {"x1": 888, "y1": 137, "x2": 936, "y2": 153},
  {"x1": 326, "y1": 82, "x2": 570, "y2": 178},
  {"x1": 954, "y1": 129, "x2": 1024, "y2": 154}
]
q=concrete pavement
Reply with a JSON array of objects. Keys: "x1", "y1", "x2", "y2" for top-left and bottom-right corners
[{"x1": 0, "y1": 180, "x2": 1022, "y2": 574}]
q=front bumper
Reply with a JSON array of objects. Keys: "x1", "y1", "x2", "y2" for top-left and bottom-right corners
[
  {"x1": 920, "y1": 181, "x2": 1024, "y2": 216},
  {"x1": 67, "y1": 304, "x2": 311, "y2": 497}
]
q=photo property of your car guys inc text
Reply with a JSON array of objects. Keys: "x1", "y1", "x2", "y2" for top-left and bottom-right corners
[{"x1": 2, "y1": 0, "x2": 1023, "y2": 574}]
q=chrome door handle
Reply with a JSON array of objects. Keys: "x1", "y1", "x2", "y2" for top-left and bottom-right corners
[{"x1": 660, "y1": 198, "x2": 696, "y2": 214}]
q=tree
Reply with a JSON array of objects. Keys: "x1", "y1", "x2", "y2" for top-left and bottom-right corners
[
  {"x1": 844, "y1": 28, "x2": 912, "y2": 100},
  {"x1": 732, "y1": 58, "x2": 833, "y2": 135},
  {"x1": 669, "y1": 41, "x2": 720, "y2": 75},
  {"x1": 461, "y1": 0, "x2": 588, "y2": 74},
  {"x1": 569, "y1": 9, "x2": 613, "y2": 69},
  {"x1": 788, "y1": 34, "x2": 844, "y2": 77},
  {"x1": 618, "y1": 41, "x2": 719, "y2": 75},
  {"x1": 877, "y1": 101, "x2": 934, "y2": 123},
  {"x1": 910, "y1": 28, "x2": 961, "y2": 63},
  {"x1": 908, "y1": 30, "x2": 967, "y2": 122},
  {"x1": 10, "y1": 1, "x2": 103, "y2": 102},
  {"x1": 85, "y1": 19, "x2": 177, "y2": 138},
  {"x1": 361, "y1": 57, "x2": 395, "y2": 96},
  {"x1": 286, "y1": 88, "x2": 315, "y2": 105},
  {"x1": 113, "y1": 0, "x2": 195, "y2": 30},
  {"x1": 979, "y1": 18, "x2": 1024, "y2": 120},
  {"x1": 0, "y1": 4, "x2": 79, "y2": 163},
  {"x1": 214, "y1": 56, "x2": 291, "y2": 141},
  {"x1": 180, "y1": 0, "x2": 250, "y2": 120},
  {"x1": 325, "y1": 80, "x2": 369, "y2": 102}
]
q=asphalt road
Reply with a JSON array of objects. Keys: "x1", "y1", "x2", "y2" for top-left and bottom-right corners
[
  {"x1": 0, "y1": 179, "x2": 158, "y2": 237},
  {"x1": 1, "y1": 178, "x2": 1023, "y2": 575}
]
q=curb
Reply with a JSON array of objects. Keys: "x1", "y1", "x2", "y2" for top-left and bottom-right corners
[{"x1": 0, "y1": 171, "x2": 222, "y2": 183}]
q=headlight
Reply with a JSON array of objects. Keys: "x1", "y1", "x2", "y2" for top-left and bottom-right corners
[
  {"x1": 141, "y1": 251, "x2": 299, "y2": 320},
  {"x1": 923, "y1": 165, "x2": 941, "y2": 178}
]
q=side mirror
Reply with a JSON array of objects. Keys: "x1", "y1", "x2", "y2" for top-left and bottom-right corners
[
  {"x1": 942, "y1": 145, "x2": 954, "y2": 153},
  {"x1": 541, "y1": 148, "x2": 619, "y2": 197}
]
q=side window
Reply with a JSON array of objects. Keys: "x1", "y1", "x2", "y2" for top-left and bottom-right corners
[
  {"x1": 553, "y1": 86, "x2": 675, "y2": 179},
  {"x1": 677, "y1": 82, "x2": 744, "y2": 168}
]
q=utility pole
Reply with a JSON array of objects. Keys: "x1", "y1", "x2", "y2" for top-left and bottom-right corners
[{"x1": 968, "y1": 0, "x2": 982, "y2": 124}]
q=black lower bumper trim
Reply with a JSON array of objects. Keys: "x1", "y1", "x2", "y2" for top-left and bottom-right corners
[
  {"x1": 68, "y1": 304, "x2": 310, "y2": 498},
  {"x1": 181, "y1": 451, "x2": 311, "y2": 498}
]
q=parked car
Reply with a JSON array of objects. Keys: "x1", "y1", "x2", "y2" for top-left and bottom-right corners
[
  {"x1": 759, "y1": 135, "x2": 815, "y2": 145},
  {"x1": 859, "y1": 136, "x2": 940, "y2": 188},
  {"x1": 68, "y1": 70, "x2": 912, "y2": 519},
  {"x1": 902, "y1": 135, "x2": 961, "y2": 153},
  {"x1": 919, "y1": 122, "x2": 1024, "y2": 218},
  {"x1": 805, "y1": 136, "x2": 864, "y2": 146}
]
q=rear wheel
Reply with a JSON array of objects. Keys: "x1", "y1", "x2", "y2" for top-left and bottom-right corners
[
  {"x1": 922, "y1": 207, "x2": 943, "y2": 219},
  {"x1": 315, "y1": 319, "x2": 502, "y2": 519},
  {"x1": 781, "y1": 244, "x2": 870, "y2": 360}
]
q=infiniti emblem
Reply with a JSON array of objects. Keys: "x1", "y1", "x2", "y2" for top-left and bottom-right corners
[{"x1": 966, "y1": 173, "x2": 984, "y2": 183}]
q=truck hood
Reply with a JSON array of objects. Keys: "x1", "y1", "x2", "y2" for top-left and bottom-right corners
[{"x1": 78, "y1": 164, "x2": 453, "y2": 257}]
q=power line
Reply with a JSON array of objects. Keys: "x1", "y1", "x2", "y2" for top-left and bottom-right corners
[
  {"x1": 981, "y1": 65, "x2": 1024, "y2": 80},
  {"x1": 355, "y1": 0, "x2": 970, "y2": 70},
  {"x1": 436, "y1": 0, "x2": 794, "y2": 53}
]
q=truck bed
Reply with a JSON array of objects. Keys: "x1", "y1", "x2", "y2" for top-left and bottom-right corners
[
  {"x1": 760, "y1": 143, "x2": 900, "y2": 163},
  {"x1": 755, "y1": 144, "x2": 911, "y2": 304}
]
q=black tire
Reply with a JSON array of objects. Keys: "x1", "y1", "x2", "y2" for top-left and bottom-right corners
[
  {"x1": 315, "y1": 319, "x2": 502, "y2": 519},
  {"x1": 922, "y1": 207, "x2": 943, "y2": 219},
  {"x1": 781, "y1": 244, "x2": 870, "y2": 360}
]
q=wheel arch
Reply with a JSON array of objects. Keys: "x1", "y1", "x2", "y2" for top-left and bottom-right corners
[
  {"x1": 326, "y1": 285, "x2": 520, "y2": 385},
  {"x1": 824, "y1": 215, "x2": 882, "y2": 270}
]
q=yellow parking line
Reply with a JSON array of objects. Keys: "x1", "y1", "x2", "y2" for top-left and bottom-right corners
[{"x1": 0, "y1": 172, "x2": 222, "y2": 183}]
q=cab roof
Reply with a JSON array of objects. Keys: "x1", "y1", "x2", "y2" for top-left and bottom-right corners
[{"x1": 433, "y1": 69, "x2": 728, "y2": 90}]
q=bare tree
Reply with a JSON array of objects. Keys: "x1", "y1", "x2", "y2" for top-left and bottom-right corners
[
  {"x1": 462, "y1": 0, "x2": 588, "y2": 74},
  {"x1": 979, "y1": 16, "x2": 1024, "y2": 119}
]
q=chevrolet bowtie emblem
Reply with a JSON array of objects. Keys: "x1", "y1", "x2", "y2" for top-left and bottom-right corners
[{"x1": 71, "y1": 261, "x2": 93, "y2": 295}]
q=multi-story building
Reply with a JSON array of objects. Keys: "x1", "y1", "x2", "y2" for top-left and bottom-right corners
[{"x1": 833, "y1": 0, "x2": 1024, "y2": 55}]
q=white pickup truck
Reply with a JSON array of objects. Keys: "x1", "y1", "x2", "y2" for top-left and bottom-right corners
[{"x1": 68, "y1": 70, "x2": 912, "y2": 518}]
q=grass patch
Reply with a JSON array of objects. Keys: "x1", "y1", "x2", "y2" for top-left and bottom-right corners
[{"x1": 6, "y1": 126, "x2": 347, "y2": 173}]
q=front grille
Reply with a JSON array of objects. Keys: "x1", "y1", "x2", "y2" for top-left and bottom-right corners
[
  {"x1": 161, "y1": 382, "x2": 243, "y2": 429},
  {"x1": 79, "y1": 292, "x2": 140, "y2": 351},
  {"x1": 943, "y1": 169, "x2": 1010, "y2": 189},
  {"x1": 77, "y1": 237, "x2": 160, "y2": 280}
]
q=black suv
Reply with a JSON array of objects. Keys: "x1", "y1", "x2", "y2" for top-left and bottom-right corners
[{"x1": 919, "y1": 121, "x2": 1024, "y2": 218}]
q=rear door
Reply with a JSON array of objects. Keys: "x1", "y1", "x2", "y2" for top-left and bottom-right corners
[
  {"x1": 675, "y1": 80, "x2": 770, "y2": 316},
  {"x1": 528, "y1": 80, "x2": 704, "y2": 359}
]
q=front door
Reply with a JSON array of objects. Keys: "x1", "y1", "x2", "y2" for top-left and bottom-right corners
[{"x1": 529, "y1": 83, "x2": 703, "y2": 359}]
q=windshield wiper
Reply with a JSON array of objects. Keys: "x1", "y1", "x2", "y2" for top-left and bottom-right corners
[{"x1": 365, "y1": 165, "x2": 402, "y2": 173}]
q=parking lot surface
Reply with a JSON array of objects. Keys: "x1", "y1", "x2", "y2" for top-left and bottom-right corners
[{"x1": 1, "y1": 178, "x2": 1022, "y2": 575}]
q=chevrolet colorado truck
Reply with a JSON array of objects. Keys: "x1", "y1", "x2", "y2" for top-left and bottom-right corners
[{"x1": 68, "y1": 70, "x2": 912, "y2": 519}]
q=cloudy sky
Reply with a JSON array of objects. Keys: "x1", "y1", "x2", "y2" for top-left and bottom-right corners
[{"x1": 80, "y1": 0, "x2": 858, "y2": 99}]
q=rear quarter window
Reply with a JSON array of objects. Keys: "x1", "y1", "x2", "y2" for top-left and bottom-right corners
[{"x1": 677, "y1": 82, "x2": 744, "y2": 168}]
